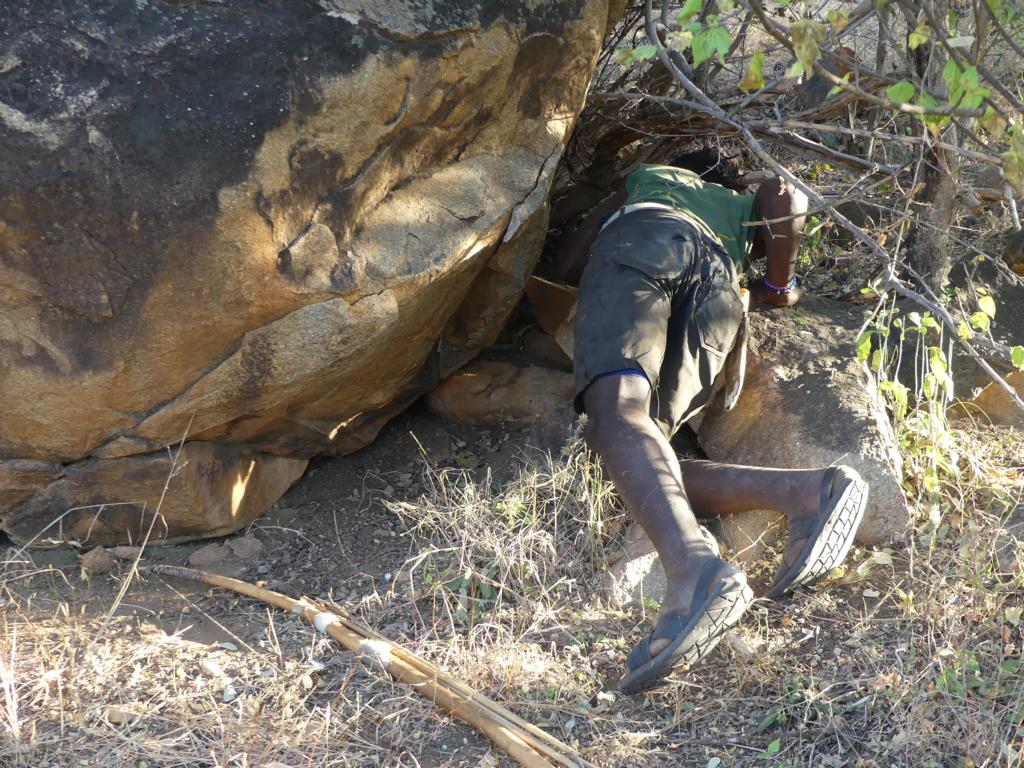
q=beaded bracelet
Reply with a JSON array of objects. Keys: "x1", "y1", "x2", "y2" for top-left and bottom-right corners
[{"x1": 762, "y1": 275, "x2": 798, "y2": 294}]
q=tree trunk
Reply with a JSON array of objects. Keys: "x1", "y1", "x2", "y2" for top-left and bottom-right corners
[
  {"x1": 904, "y1": 0, "x2": 960, "y2": 293},
  {"x1": 907, "y1": 148, "x2": 959, "y2": 291}
]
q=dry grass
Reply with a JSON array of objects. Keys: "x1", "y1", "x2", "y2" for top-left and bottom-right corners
[{"x1": 2, "y1": 420, "x2": 1023, "y2": 768}]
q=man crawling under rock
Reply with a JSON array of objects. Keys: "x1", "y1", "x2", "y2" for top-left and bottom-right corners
[{"x1": 555, "y1": 156, "x2": 869, "y2": 694}]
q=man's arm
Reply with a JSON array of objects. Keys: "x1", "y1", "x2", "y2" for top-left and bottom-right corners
[
  {"x1": 553, "y1": 186, "x2": 627, "y2": 284},
  {"x1": 746, "y1": 178, "x2": 808, "y2": 307}
]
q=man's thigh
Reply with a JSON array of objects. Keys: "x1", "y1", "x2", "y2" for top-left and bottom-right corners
[{"x1": 573, "y1": 256, "x2": 670, "y2": 416}]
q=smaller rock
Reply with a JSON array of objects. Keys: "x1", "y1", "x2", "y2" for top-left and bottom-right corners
[
  {"x1": 80, "y1": 546, "x2": 117, "y2": 574},
  {"x1": 109, "y1": 546, "x2": 144, "y2": 560},
  {"x1": 104, "y1": 706, "x2": 139, "y2": 725},
  {"x1": 227, "y1": 535, "x2": 264, "y2": 560},
  {"x1": 199, "y1": 659, "x2": 225, "y2": 678},
  {"x1": 426, "y1": 360, "x2": 575, "y2": 430},
  {"x1": 189, "y1": 542, "x2": 230, "y2": 568},
  {"x1": 950, "y1": 370, "x2": 1024, "y2": 428},
  {"x1": 601, "y1": 523, "x2": 720, "y2": 610},
  {"x1": 698, "y1": 296, "x2": 911, "y2": 546},
  {"x1": 522, "y1": 328, "x2": 571, "y2": 369}
]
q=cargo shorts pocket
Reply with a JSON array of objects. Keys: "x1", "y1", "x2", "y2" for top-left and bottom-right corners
[
  {"x1": 694, "y1": 265, "x2": 743, "y2": 358},
  {"x1": 595, "y1": 213, "x2": 700, "y2": 280}
]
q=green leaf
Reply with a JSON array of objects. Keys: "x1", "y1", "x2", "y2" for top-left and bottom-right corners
[
  {"x1": 916, "y1": 91, "x2": 949, "y2": 136},
  {"x1": 856, "y1": 331, "x2": 873, "y2": 363},
  {"x1": 979, "y1": 294, "x2": 997, "y2": 318},
  {"x1": 633, "y1": 44, "x2": 658, "y2": 61},
  {"x1": 981, "y1": 107, "x2": 1008, "y2": 139},
  {"x1": 890, "y1": 380, "x2": 909, "y2": 419},
  {"x1": 668, "y1": 29, "x2": 695, "y2": 51},
  {"x1": 676, "y1": 0, "x2": 703, "y2": 24},
  {"x1": 970, "y1": 310, "x2": 991, "y2": 332},
  {"x1": 1012, "y1": 345, "x2": 1024, "y2": 369},
  {"x1": 943, "y1": 59, "x2": 962, "y2": 96},
  {"x1": 739, "y1": 51, "x2": 766, "y2": 93},
  {"x1": 957, "y1": 321, "x2": 974, "y2": 340},
  {"x1": 755, "y1": 709, "x2": 781, "y2": 733},
  {"x1": 909, "y1": 20, "x2": 931, "y2": 49},
  {"x1": 789, "y1": 19, "x2": 826, "y2": 79},
  {"x1": 827, "y1": 8, "x2": 849, "y2": 33},
  {"x1": 943, "y1": 62, "x2": 988, "y2": 110},
  {"x1": 766, "y1": 738, "x2": 781, "y2": 756},
  {"x1": 613, "y1": 47, "x2": 636, "y2": 66},
  {"x1": 828, "y1": 72, "x2": 852, "y2": 96},
  {"x1": 1004, "y1": 125, "x2": 1024, "y2": 193},
  {"x1": 692, "y1": 24, "x2": 732, "y2": 66},
  {"x1": 886, "y1": 80, "x2": 916, "y2": 104}
]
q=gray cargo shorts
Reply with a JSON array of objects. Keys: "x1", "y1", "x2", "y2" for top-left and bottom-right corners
[{"x1": 573, "y1": 206, "x2": 744, "y2": 436}]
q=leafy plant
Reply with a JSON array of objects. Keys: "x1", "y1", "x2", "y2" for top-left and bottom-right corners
[{"x1": 857, "y1": 304, "x2": 957, "y2": 502}]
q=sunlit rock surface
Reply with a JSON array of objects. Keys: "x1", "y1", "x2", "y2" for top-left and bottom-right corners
[{"x1": 0, "y1": 0, "x2": 613, "y2": 544}]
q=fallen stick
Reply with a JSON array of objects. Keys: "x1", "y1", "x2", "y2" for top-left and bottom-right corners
[{"x1": 144, "y1": 564, "x2": 591, "y2": 768}]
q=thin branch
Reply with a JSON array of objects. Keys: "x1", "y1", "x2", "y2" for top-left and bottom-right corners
[{"x1": 775, "y1": 119, "x2": 1001, "y2": 163}]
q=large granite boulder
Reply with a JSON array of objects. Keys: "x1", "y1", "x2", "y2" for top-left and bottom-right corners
[{"x1": 0, "y1": 0, "x2": 614, "y2": 545}]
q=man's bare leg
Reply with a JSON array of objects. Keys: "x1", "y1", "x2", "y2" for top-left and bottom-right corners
[
  {"x1": 583, "y1": 379, "x2": 839, "y2": 634},
  {"x1": 582, "y1": 374, "x2": 724, "y2": 655},
  {"x1": 677, "y1": 460, "x2": 829, "y2": 577},
  {"x1": 748, "y1": 177, "x2": 808, "y2": 307}
]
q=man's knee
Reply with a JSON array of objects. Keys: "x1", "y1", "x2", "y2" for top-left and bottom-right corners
[
  {"x1": 583, "y1": 397, "x2": 654, "y2": 453},
  {"x1": 756, "y1": 177, "x2": 807, "y2": 217},
  {"x1": 580, "y1": 372, "x2": 655, "y2": 449},
  {"x1": 755, "y1": 177, "x2": 808, "y2": 239}
]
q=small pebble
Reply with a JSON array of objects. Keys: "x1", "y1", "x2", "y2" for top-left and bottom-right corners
[{"x1": 200, "y1": 659, "x2": 224, "y2": 678}]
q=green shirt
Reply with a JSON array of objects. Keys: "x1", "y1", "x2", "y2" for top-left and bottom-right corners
[{"x1": 624, "y1": 164, "x2": 756, "y2": 267}]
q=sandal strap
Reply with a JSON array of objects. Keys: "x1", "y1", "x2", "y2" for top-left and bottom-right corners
[{"x1": 624, "y1": 559, "x2": 731, "y2": 670}]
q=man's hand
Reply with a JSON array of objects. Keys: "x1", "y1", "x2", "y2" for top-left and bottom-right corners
[{"x1": 749, "y1": 279, "x2": 803, "y2": 307}]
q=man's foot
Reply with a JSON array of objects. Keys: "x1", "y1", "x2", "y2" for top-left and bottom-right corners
[
  {"x1": 618, "y1": 556, "x2": 753, "y2": 695},
  {"x1": 648, "y1": 550, "x2": 720, "y2": 656},
  {"x1": 766, "y1": 466, "x2": 869, "y2": 598}
]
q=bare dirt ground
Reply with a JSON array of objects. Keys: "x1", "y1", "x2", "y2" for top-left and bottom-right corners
[{"x1": 3, "y1": 395, "x2": 1023, "y2": 768}]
